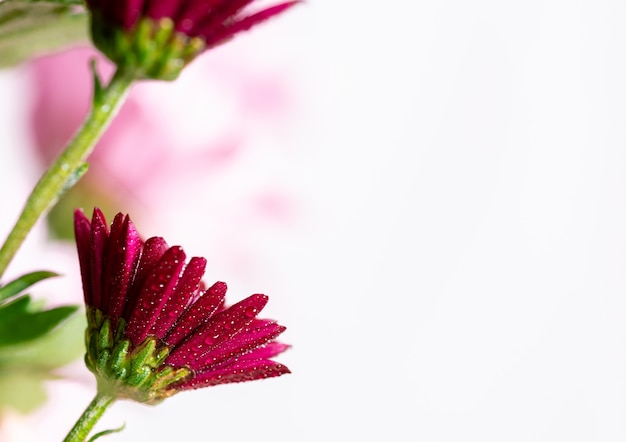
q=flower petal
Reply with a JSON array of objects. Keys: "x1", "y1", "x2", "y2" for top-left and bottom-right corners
[
  {"x1": 174, "y1": 0, "x2": 227, "y2": 35},
  {"x1": 100, "y1": 213, "x2": 125, "y2": 313},
  {"x1": 107, "y1": 0, "x2": 147, "y2": 29},
  {"x1": 126, "y1": 246, "x2": 186, "y2": 345},
  {"x1": 246, "y1": 340, "x2": 290, "y2": 359},
  {"x1": 74, "y1": 210, "x2": 93, "y2": 305},
  {"x1": 181, "y1": 0, "x2": 253, "y2": 37},
  {"x1": 145, "y1": 0, "x2": 186, "y2": 22},
  {"x1": 151, "y1": 256, "x2": 207, "y2": 339},
  {"x1": 191, "y1": 321, "x2": 286, "y2": 370},
  {"x1": 175, "y1": 359, "x2": 290, "y2": 390},
  {"x1": 89, "y1": 208, "x2": 110, "y2": 311},
  {"x1": 105, "y1": 216, "x2": 143, "y2": 320},
  {"x1": 198, "y1": 1, "x2": 299, "y2": 46},
  {"x1": 165, "y1": 293, "x2": 267, "y2": 367},
  {"x1": 164, "y1": 281, "x2": 226, "y2": 347},
  {"x1": 125, "y1": 236, "x2": 169, "y2": 316}
]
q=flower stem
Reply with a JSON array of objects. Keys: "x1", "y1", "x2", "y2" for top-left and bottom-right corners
[
  {"x1": 63, "y1": 393, "x2": 116, "y2": 442},
  {"x1": 0, "y1": 68, "x2": 134, "y2": 279}
]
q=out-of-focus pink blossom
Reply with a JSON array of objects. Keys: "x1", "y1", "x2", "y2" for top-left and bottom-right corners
[
  {"x1": 30, "y1": 47, "x2": 240, "y2": 208},
  {"x1": 27, "y1": 45, "x2": 298, "y2": 280}
]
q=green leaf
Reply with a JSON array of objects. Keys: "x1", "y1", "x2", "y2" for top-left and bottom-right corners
[
  {"x1": 0, "y1": 309, "x2": 85, "y2": 413},
  {"x1": 0, "y1": 302, "x2": 78, "y2": 346},
  {"x1": 0, "y1": 313, "x2": 87, "y2": 371},
  {"x1": 88, "y1": 423, "x2": 126, "y2": 441},
  {"x1": 0, "y1": 294, "x2": 31, "y2": 321},
  {"x1": 0, "y1": 270, "x2": 58, "y2": 303},
  {"x1": 0, "y1": 307, "x2": 85, "y2": 368},
  {"x1": 0, "y1": 0, "x2": 89, "y2": 69}
]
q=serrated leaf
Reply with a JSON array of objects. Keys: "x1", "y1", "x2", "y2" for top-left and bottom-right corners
[
  {"x1": 0, "y1": 270, "x2": 58, "y2": 303},
  {"x1": 0, "y1": 0, "x2": 89, "y2": 69},
  {"x1": 0, "y1": 303, "x2": 78, "y2": 346}
]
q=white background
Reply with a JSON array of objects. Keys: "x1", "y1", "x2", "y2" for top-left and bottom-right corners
[{"x1": 3, "y1": 1, "x2": 626, "y2": 441}]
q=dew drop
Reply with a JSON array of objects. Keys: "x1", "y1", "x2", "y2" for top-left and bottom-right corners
[
  {"x1": 244, "y1": 306, "x2": 258, "y2": 318},
  {"x1": 142, "y1": 300, "x2": 153, "y2": 309},
  {"x1": 181, "y1": 18, "x2": 193, "y2": 31},
  {"x1": 204, "y1": 333, "x2": 220, "y2": 345},
  {"x1": 158, "y1": 274, "x2": 169, "y2": 283},
  {"x1": 150, "y1": 282, "x2": 164, "y2": 291}
]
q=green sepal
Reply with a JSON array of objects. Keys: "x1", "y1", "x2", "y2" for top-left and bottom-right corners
[
  {"x1": 97, "y1": 317, "x2": 113, "y2": 350},
  {"x1": 126, "y1": 364, "x2": 151, "y2": 388},
  {"x1": 109, "y1": 340, "x2": 130, "y2": 379},
  {"x1": 85, "y1": 308, "x2": 191, "y2": 404},
  {"x1": 96, "y1": 348, "x2": 111, "y2": 373},
  {"x1": 0, "y1": 270, "x2": 58, "y2": 303},
  {"x1": 91, "y1": 58, "x2": 105, "y2": 107},
  {"x1": 91, "y1": 15, "x2": 205, "y2": 81},
  {"x1": 152, "y1": 365, "x2": 190, "y2": 391},
  {"x1": 129, "y1": 337, "x2": 156, "y2": 370}
]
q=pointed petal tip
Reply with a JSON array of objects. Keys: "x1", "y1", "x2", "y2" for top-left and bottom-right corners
[
  {"x1": 209, "y1": 281, "x2": 227, "y2": 295},
  {"x1": 253, "y1": 293, "x2": 268, "y2": 302},
  {"x1": 169, "y1": 245, "x2": 185, "y2": 255},
  {"x1": 252, "y1": 293, "x2": 269, "y2": 308},
  {"x1": 192, "y1": 256, "x2": 207, "y2": 267},
  {"x1": 74, "y1": 207, "x2": 86, "y2": 218},
  {"x1": 73, "y1": 209, "x2": 90, "y2": 229},
  {"x1": 91, "y1": 206, "x2": 106, "y2": 221}
]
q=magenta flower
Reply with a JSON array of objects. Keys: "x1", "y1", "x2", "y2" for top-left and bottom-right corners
[
  {"x1": 74, "y1": 208, "x2": 290, "y2": 403},
  {"x1": 87, "y1": 0, "x2": 300, "y2": 79}
]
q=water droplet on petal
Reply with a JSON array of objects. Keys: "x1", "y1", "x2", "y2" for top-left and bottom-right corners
[
  {"x1": 150, "y1": 282, "x2": 164, "y2": 291},
  {"x1": 244, "y1": 307, "x2": 258, "y2": 318},
  {"x1": 181, "y1": 18, "x2": 193, "y2": 31},
  {"x1": 204, "y1": 333, "x2": 220, "y2": 345}
]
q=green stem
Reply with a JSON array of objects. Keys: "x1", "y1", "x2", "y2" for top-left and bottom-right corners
[
  {"x1": 0, "y1": 67, "x2": 134, "y2": 279},
  {"x1": 63, "y1": 393, "x2": 115, "y2": 442}
]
